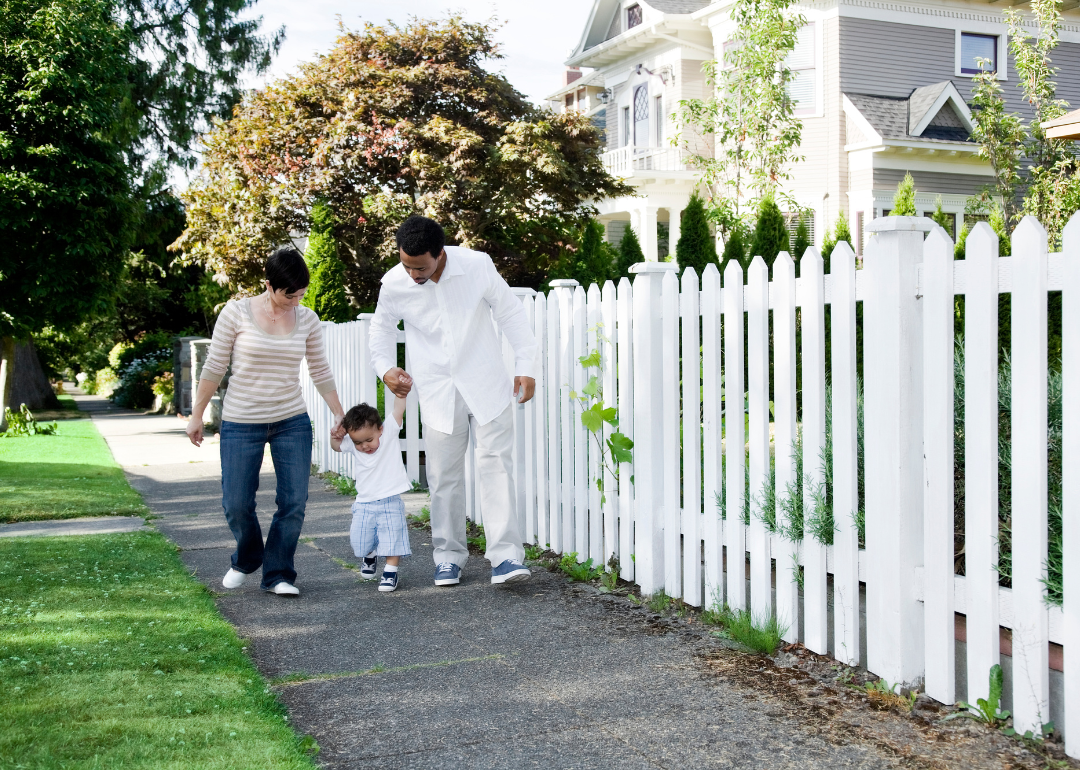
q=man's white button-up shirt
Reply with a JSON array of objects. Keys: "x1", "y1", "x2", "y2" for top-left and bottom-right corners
[{"x1": 369, "y1": 246, "x2": 538, "y2": 434}]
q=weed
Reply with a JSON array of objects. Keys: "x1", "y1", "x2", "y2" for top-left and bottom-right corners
[
  {"x1": 558, "y1": 552, "x2": 602, "y2": 582},
  {"x1": 860, "y1": 679, "x2": 917, "y2": 712},
  {"x1": 410, "y1": 479, "x2": 428, "y2": 493},
  {"x1": 524, "y1": 543, "x2": 546, "y2": 562},
  {"x1": 314, "y1": 470, "x2": 356, "y2": 497},
  {"x1": 627, "y1": 593, "x2": 642, "y2": 605},
  {"x1": 701, "y1": 603, "x2": 787, "y2": 655},
  {"x1": 466, "y1": 521, "x2": 486, "y2": 553},
  {"x1": 645, "y1": 590, "x2": 673, "y2": 614},
  {"x1": 2, "y1": 404, "x2": 57, "y2": 437},
  {"x1": 408, "y1": 505, "x2": 431, "y2": 528},
  {"x1": 942, "y1": 664, "x2": 1010, "y2": 727},
  {"x1": 600, "y1": 569, "x2": 619, "y2": 592}
]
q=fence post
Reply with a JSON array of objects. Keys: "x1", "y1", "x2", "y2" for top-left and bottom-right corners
[
  {"x1": 701, "y1": 264, "x2": 724, "y2": 609},
  {"x1": 681, "y1": 267, "x2": 702, "y2": 607},
  {"x1": 630, "y1": 262, "x2": 678, "y2": 595},
  {"x1": 863, "y1": 216, "x2": 932, "y2": 686},
  {"x1": 723, "y1": 259, "x2": 746, "y2": 611},
  {"x1": 773, "y1": 252, "x2": 799, "y2": 642},
  {"x1": 550, "y1": 280, "x2": 579, "y2": 557},
  {"x1": 662, "y1": 269, "x2": 682, "y2": 598},
  {"x1": 616, "y1": 277, "x2": 636, "y2": 582},
  {"x1": 747, "y1": 256, "x2": 772, "y2": 620},
  {"x1": 1062, "y1": 210, "x2": 1080, "y2": 759},
  {"x1": 801, "y1": 247, "x2": 827, "y2": 653}
]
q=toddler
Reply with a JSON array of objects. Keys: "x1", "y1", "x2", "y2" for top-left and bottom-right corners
[{"x1": 330, "y1": 383, "x2": 412, "y2": 592}]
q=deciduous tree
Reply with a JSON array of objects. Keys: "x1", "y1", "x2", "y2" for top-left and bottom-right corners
[{"x1": 176, "y1": 16, "x2": 631, "y2": 305}]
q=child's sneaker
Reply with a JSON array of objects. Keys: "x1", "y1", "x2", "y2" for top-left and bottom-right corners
[
  {"x1": 360, "y1": 555, "x2": 378, "y2": 580},
  {"x1": 378, "y1": 570, "x2": 399, "y2": 592}
]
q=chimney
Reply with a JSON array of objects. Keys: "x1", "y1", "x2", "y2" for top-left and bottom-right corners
[{"x1": 564, "y1": 67, "x2": 582, "y2": 86}]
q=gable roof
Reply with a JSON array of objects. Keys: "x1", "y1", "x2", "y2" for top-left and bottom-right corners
[
  {"x1": 844, "y1": 82, "x2": 975, "y2": 145},
  {"x1": 645, "y1": 0, "x2": 714, "y2": 12}
]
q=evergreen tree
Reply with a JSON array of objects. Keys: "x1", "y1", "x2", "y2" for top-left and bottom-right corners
[
  {"x1": 302, "y1": 202, "x2": 353, "y2": 323},
  {"x1": 891, "y1": 172, "x2": 917, "y2": 216},
  {"x1": 616, "y1": 225, "x2": 645, "y2": 278},
  {"x1": 675, "y1": 193, "x2": 717, "y2": 276},
  {"x1": 748, "y1": 195, "x2": 788, "y2": 274},
  {"x1": 550, "y1": 219, "x2": 617, "y2": 288},
  {"x1": 719, "y1": 225, "x2": 747, "y2": 282},
  {"x1": 792, "y1": 213, "x2": 811, "y2": 260},
  {"x1": 820, "y1": 211, "x2": 851, "y2": 274},
  {"x1": 930, "y1": 196, "x2": 953, "y2": 238}
]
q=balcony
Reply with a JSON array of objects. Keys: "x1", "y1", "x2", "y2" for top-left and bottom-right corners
[{"x1": 601, "y1": 146, "x2": 695, "y2": 181}]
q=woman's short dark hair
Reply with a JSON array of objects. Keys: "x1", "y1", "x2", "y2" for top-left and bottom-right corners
[
  {"x1": 342, "y1": 403, "x2": 382, "y2": 433},
  {"x1": 396, "y1": 215, "x2": 445, "y2": 258},
  {"x1": 265, "y1": 246, "x2": 310, "y2": 294}
]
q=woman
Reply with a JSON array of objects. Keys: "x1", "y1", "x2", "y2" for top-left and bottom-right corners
[{"x1": 186, "y1": 246, "x2": 344, "y2": 596}]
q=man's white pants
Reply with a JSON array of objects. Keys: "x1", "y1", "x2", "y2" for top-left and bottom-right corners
[{"x1": 424, "y1": 389, "x2": 523, "y2": 568}]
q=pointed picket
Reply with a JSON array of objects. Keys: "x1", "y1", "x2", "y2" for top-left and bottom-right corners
[
  {"x1": 802, "y1": 246, "x2": 828, "y2": 654},
  {"x1": 587, "y1": 283, "x2": 605, "y2": 566},
  {"x1": 521, "y1": 295, "x2": 537, "y2": 545},
  {"x1": 573, "y1": 286, "x2": 589, "y2": 561},
  {"x1": 747, "y1": 256, "x2": 772, "y2": 620},
  {"x1": 1061, "y1": 211, "x2": 1080, "y2": 759},
  {"x1": 617, "y1": 277, "x2": 636, "y2": 582},
  {"x1": 533, "y1": 293, "x2": 548, "y2": 548},
  {"x1": 701, "y1": 264, "x2": 724, "y2": 609},
  {"x1": 1009, "y1": 216, "x2": 1050, "y2": 734},
  {"x1": 662, "y1": 270, "x2": 682, "y2": 598},
  {"x1": 723, "y1": 259, "x2": 746, "y2": 611},
  {"x1": 773, "y1": 251, "x2": 799, "y2": 642},
  {"x1": 601, "y1": 281, "x2": 619, "y2": 570},
  {"x1": 964, "y1": 222, "x2": 1000, "y2": 704},
  {"x1": 682, "y1": 267, "x2": 703, "y2": 606}
]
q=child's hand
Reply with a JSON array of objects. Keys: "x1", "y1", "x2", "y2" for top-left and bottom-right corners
[
  {"x1": 398, "y1": 372, "x2": 413, "y2": 396},
  {"x1": 330, "y1": 424, "x2": 346, "y2": 441}
]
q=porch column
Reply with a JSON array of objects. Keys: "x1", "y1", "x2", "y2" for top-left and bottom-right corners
[
  {"x1": 640, "y1": 205, "x2": 659, "y2": 261},
  {"x1": 667, "y1": 206, "x2": 683, "y2": 262}
]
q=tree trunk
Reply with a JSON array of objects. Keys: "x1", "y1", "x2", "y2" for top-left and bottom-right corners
[
  {"x1": 0, "y1": 336, "x2": 14, "y2": 432},
  {"x1": 10, "y1": 339, "x2": 60, "y2": 411}
]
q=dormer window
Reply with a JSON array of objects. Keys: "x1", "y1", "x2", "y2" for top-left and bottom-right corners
[{"x1": 627, "y1": 4, "x2": 642, "y2": 30}]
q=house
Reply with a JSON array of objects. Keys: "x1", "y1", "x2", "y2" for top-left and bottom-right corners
[{"x1": 551, "y1": 0, "x2": 1080, "y2": 259}]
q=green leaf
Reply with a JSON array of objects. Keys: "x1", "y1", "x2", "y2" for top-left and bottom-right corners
[
  {"x1": 582, "y1": 376, "x2": 600, "y2": 397},
  {"x1": 581, "y1": 404, "x2": 604, "y2": 433},
  {"x1": 600, "y1": 407, "x2": 618, "y2": 424},
  {"x1": 608, "y1": 431, "x2": 634, "y2": 464},
  {"x1": 579, "y1": 351, "x2": 601, "y2": 368}
]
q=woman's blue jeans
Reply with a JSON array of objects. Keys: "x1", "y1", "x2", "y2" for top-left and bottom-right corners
[{"x1": 220, "y1": 413, "x2": 312, "y2": 590}]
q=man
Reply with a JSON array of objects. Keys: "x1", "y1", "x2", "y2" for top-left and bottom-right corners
[{"x1": 369, "y1": 215, "x2": 537, "y2": 586}]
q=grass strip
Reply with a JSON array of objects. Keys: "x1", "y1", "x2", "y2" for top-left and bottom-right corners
[
  {"x1": 0, "y1": 417, "x2": 148, "y2": 523},
  {"x1": 0, "y1": 531, "x2": 317, "y2": 769},
  {"x1": 271, "y1": 654, "x2": 506, "y2": 687}
]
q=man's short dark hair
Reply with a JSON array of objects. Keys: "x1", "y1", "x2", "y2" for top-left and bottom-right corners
[
  {"x1": 265, "y1": 246, "x2": 310, "y2": 294},
  {"x1": 342, "y1": 403, "x2": 382, "y2": 433},
  {"x1": 396, "y1": 215, "x2": 445, "y2": 258}
]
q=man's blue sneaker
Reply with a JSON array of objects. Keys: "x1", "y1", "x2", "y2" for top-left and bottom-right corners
[
  {"x1": 378, "y1": 570, "x2": 399, "y2": 592},
  {"x1": 491, "y1": 559, "x2": 531, "y2": 585},
  {"x1": 434, "y1": 563, "x2": 461, "y2": 586}
]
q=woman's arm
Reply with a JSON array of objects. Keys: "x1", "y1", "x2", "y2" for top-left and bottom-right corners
[
  {"x1": 185, "y1": 377, "x2": 220, "y2": 447},
  {"x1": 305, "y1": 316, "x2": 345, "y2": 429},
  {"x1": 186, "y1": 302, "x2": 238, "y2": 447}
]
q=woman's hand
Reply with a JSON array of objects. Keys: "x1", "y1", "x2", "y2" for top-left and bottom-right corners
[{"x1": 185, "y1": 414, "x2": 204, "y2": 447}]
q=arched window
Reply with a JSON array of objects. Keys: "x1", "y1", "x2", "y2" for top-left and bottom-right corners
[{"x1": 633, "y1": 84, "x2": 649, "y2": 146}]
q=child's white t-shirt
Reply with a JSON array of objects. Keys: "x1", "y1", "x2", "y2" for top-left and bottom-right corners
[{"x1": 339, "y1": 414, "x2": 411, "y2": 503}]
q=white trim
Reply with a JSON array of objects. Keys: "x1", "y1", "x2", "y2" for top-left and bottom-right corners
[
  {"x1": 953, "y1": 28, "x2": 1009, "y2": 81},
  {"x1": 653, "y1": 30, "x2": 715, "y2": 57},
  {"x1": 842, "y1": 94, "x2": 884, "y2": 144},
  {"x1": 836, "y1": 0, "x2": 1080, "y2": 42},
  {"x1": 911, "y1": 82, "x2": 976, "y2": 136}
]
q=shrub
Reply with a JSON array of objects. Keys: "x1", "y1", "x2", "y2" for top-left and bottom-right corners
[
  {"x1": 152, "y1": 371, "x2": 174, "y2": 401},
  {"x1": 112, "y1": 348, "x2": 171, "y2": 408},
  {"x1": 94, "y1": 367, "x2": 119, "y2": 398},
  {"x1": 792, "y1": 213, "x2": 810, "y2": 264},
  {"x1": 748, "y1": 195, "x2": 788, "y2": 273},
  {"x1": 675, "y1": 193, "x2": 717, "y2": 276},
  {"x1": 302, "y1": 201, "x2": 354, "y2": 323},
  {"x1": 719, "y1": 224, "x2": 747, "y2": 281},
  {"x1": 890, "y1": 172, "x2": 917, "y2": 216},
  {"x1": 615, "y1": 224, "x2": 645, "y2": 278}
]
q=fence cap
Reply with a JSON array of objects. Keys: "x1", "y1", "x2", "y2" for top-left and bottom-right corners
[
  {"x1": 866, "y1": 216, "x2": 936, "y2": 233},
  {"x1": 511, "y1": 287, "x2": 538, "y2": 297},
  {"x1": 629, "y1": 261, "x2": 678, "y2": 274},
  {"x1": 357, "y1": 312, "x2": 375, "y2": 320},
  {"x1": 548, "y1": 279, "x2": 580, "y2": 287}
]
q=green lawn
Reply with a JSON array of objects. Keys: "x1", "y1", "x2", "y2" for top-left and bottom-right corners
[
  {"x1": 0, "y1": 416, "x2": 147, "y2": 523},
  {"x1": 0, "y1": 532, "x2": 318, "y2": 769}
]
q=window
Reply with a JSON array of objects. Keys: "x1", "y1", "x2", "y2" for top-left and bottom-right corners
[
  {"x1": 623, "y1": 106, "x2": 630, "y2": 146},
  {"x1": 923, "y1": 210, "x2": 957, "y2": 239},
  {"x1": 655, "y1": 95, "x2": 664, "y2": 145},
  {"x1": 960, "y1": 32, "x2": 997, "y2": 74},
  {"x1": 722, "y1": 39, "x2": 741, "y2": 69},
  {"x1": 786, "y1": 23, "x2": 816, "y2": 115},
  {"x1": 627, "y1": 4, "x2": 642, "y2": 30},
  {"x1": 633, "y1": 84, "x2": 649, "y2": 146},
  {"x1": 565, "y1": 94, "x2": 574, "y2": 111}
]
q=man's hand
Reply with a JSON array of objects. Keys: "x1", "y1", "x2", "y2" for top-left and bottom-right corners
[
  {"x1": 514, "y1": 376, "x2": 536, "y2": 404},
  {"x1": 383, "y1": 367, "x2": 413, "y2": 398},
  {"x1": 185, "y1": 415, "x2": 204, "y2": 447}
]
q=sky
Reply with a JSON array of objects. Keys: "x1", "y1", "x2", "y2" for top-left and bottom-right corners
[{"x1": 244, "y1": 0, "x2": 594, "y2": 104}]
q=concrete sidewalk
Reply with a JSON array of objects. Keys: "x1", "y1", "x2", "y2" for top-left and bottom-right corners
[{"x1": 83, "y1": 394, "x2": 902, "y2": 769}]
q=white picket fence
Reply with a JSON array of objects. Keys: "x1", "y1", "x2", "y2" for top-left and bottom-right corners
[{"x1": 302, "y1": 214, "x2": 1079, "y2": 756}]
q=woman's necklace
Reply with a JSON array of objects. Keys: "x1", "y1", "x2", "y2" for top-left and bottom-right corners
[{"x1": 264, "y1": 293, "x2": 288, "y2": 324}]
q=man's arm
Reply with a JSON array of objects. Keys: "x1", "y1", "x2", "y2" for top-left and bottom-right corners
[
  {"x1": 369, "y1": 290, "x2": 402, "y2": 385},
  {"x1": 483, "y1": 260, "x2": 537, "y2": 401}
]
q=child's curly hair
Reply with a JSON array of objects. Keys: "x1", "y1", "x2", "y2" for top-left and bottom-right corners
[{"x1": 341, "y1": 403, "x2": 382, "y2": 432}]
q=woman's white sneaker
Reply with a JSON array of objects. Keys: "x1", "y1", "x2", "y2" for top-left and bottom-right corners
[
  {"x1": 222, "y1": 569, "x2": 247, "y2": 589},
  {"x1": 270, "y1": 582, "x2": 300, "y2": 596}
]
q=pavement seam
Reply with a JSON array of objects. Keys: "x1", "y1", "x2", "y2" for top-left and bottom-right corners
[{"x1": 271, "y1": 654, "x2": 507, "y2": 687}]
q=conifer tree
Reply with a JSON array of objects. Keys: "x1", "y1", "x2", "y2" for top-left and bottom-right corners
[
  {"x1": 820, "y1": 211, "x2": 851, "y2": 274},
  {"x1": 719, "y1": 225, "x2": 747, "y2": 282},
  {"x1": 748, "y1": 195, "x2": 788, "y2": 274},
  {"x1": 890, "y1": 172, "x2": 917, "y2": 216},
  {"x1": 792, "y1": 213, "x2": 810, "y2": 260},
  {"x1": 930, "y1": 196, "x2": 953, "y2": 238},
  {"x1": 675, "y1": 193, "x2": 717, "y2": 276},
  {"x1": 616, "y1": 225, "x2": 645, "y2": 278},
  {"x1": 302, "y1": 202, "x2": 353, "y2": 323}
]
